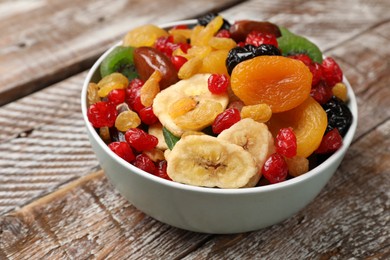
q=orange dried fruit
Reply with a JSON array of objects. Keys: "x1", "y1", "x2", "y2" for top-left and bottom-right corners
[
  {"x1": 231, "y1": 56, "x2": 312, "y2": 113},
  {"x1": 268, "y1": 97, "x2": 327, "y2": 158}
]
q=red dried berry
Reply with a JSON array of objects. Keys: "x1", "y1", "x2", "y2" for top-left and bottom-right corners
[
  {"x1": 133, "y1": 154, "x2": 157, "y2": 174},
  {"x1": 155, "y1": 160, "x2": 172, "y2": 180},
  {"x1": 245, "y1": 31, "x2": 278, "y2": 48},
  {"x1": 179, "y1": 43, "x2": 191, "y2": 53},
  {"x1": 212, "y1": 108, "x2": 241, "y2": 134},
  {"x1": 275, "y1": 127, "x2": 297, "y2": 158},
  {"x1": 171, "y1": 55, "x2": 188, "y2": 71},
  {"x1": 315, "y1": 128, "x2": 343, "y2": 154},
  {"x1": 309, "y1": 62, "x2": 323, "y2": 86},
  {"x1": 108, "y1": 141, "x2": 135, "y2": 162},
  {"x1": 208, "y1": 74, "x2": 229, "y2": 94},
  {"x1": 155, "y1": 35, "x2": 187, "y2": 57},
  {"x1": 139, "y1": 106, "x2": 159, "y2": 125},
  {"x1": 172, "y1": 24, "x2": 189, "y2": 30},
  {"x1": 107, "y1": 89, "x2": 126, "y2": 105},
  {"x1": 310, "y1": 81, "x2": 333, "y2": 104},
  {"x1": 289, "y1": 54, "x2": 313, "y2": 66},
  {"x1": 321, "y1": 57, "x2": 343, "y2": 87},
  {"x1": 125, "y1": 79, "x2": 145, "y2": 113},
  {"x1": 87, "y1": 101, "x2": 118, "y2": 128},
  {"x1": 216, "y1": 29, "x2": 231, "y2": 38},
  {"x1": 261, "y1": 153, "x2": 289, "y2": 184},
  {"x1": 125, "y1": 128, "x2": 158, "y2": 151}
]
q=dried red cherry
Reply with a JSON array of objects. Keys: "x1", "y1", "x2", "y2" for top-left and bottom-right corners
[
  {"x1": 87, "y1": 101, "x2": 117, "y2": 128},
  {"x1": 212, "y1": 108, "x2": 241, "y2": 134},
  {"x1": 261, "y1": 153, "x2": 288, "y2": 184},
  {"x1": 125, "y1": 128, "x2": 158, "y2": 151},
  {"x1": 108, "y1": 142, "x2": 135, "y2": 162},
  {"x1": 275, "y1": 128, "x2": 297, "y2": 158},
  {"x1": 133, "y1": 154, "x2": 157, "y2": 174},
  {"x1": 315, "y1": 128, "x2": 343, "y2": 154}
]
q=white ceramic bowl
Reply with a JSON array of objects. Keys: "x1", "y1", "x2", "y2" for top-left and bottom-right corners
[{"x1": 81, "y1": 20, "x2": 358, "y2": 234}]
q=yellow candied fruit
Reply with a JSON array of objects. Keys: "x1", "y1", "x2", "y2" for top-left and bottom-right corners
[
  {"x1": 241, "y1": 104, "x2": 272, "y2": 123},
  {"x1": 140, "y1": 70, "x2": 162, "y2": 107},
  {"x1": 208, "y1": 37, "x2": 237, "y2": 50},
  {"x1": 200, "y1": 49, "x2": 229, "y2": 75},
  {"x1": 285, "y1": 156, "x2": 309, "y2": 177},
  {"x1": 123, "y1": 24, "x2": 168, "y2": 47},
  {"x1": 178, "y1": 57, "x2": 202, "y2": 79},
  {"x1": 115, "y1": 110, "x2": 141, "y2": 132},
  {"x1": 143, "y1": 148, "x2": 165, "y2": 162},
  {"x1": 169, "y1": 96, "x2": 197, "y2": 119},
  {"x1": 97, "y1": 73, "x2": 129, "y2": 97},
  {"x1": 332, "y1": 82, "x2": 348, "y2": 102},
  {"x1": 87, "y1": 82, "x2": 100, "y2": 106},
  {"x1": 192, "y1": 16, "x2": 223, "y2": 46},
  {"x1": 186, "y1": 46, "x2": 212, "y2": 60},
  {"x1": 190, "y1": 25, "x2": 205, "y2": 46}
]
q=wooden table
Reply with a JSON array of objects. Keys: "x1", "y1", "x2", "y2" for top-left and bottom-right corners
[{"x1": 0, "y1": 0, "x2": 389, "y2": 258}]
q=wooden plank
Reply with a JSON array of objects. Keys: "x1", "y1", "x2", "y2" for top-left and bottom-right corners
[
  {"x1": 0, "y1": 171, "x2": 211, "y2": 259},
  {"x1": 0, "y1": 0, "x2": 242, "y2": 106},
  {"x1": 0, "y1": 118, "x2": 388, "y2": 259}
]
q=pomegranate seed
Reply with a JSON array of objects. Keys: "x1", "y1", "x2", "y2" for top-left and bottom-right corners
[
  {"x1": 125, "y1": 79, "x2": 145, "y2": 113},
  {"x1": 133, "y1": 154, "x2": 157, "y2": 174},
  {"x1": 108, "y1": 141, "x2": 135, "y2": 162},
  {"x1": 289, "y1": 54, "x2": 313, "y2": 66},
  {"x1": 208, "y1": 74, "x2": 229, "y2": 94},
  {"x1": 87, "y1": 101, "x2": 118, "y2": 128},
  {"x1": 321, "y1": 57, "x2": 343, "y2": 87},
  {"x1": 261, "y1": 153, "x2": 288, "y2": 184},
  {"x1": 125, "y1": 128, "x2": 158, "y2": 151},
  {"x1": 275, "y1": 127, "x2": 297, "y2": 158},
  {"x1": 155, "y1": 160, "x2": 172, "y2": 180},
  {"x1": 212, "y1": 108, "x2": 241, "y2": 134},
  {"x1": 309, "y1": 62, "x2": 323, "y2": 86},
  {"x1": 245, "y1": 31, "x2": 278, "y2": 47},
  {"x1": 171, "y1": 55, "x2": 188, "y2": 71},
  {"x1": 315, "y1": 128, "x2": 343, "y2": 154},
  {"x1": 310, "y1": 81, "x2": 333, "y2": 104},
  {"x1": 216, "y1": 29, "x2": 231, "y2": 38},
  {"x1": 139, "y1": 106, "x2": 159, "y2": 125},
  {"x1": 107, "y1": 89, "x2": 126, "y2": 105}
]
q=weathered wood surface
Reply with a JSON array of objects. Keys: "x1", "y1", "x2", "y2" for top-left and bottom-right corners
[
  {"x1": 0, "y1": 0, "x2": 241, "y2": 106},
  {"x1": 0, "y1": 0, "x2": 389, "y2": 258}
]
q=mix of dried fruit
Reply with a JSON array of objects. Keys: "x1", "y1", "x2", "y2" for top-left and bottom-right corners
[{"x1": 86, "y1": 13, "x2": 353, "y2": 188}]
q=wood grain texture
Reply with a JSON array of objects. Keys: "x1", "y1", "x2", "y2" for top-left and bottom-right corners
[{"x1": 0, "y1": 0, "x2": 242, "y2": 106}]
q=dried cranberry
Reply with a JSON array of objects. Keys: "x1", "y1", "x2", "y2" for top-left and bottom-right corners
[
  {"x1": 208, "y1": 74, "x2": 229, "y2": 94},
  {"x1": 125, "y1": 78, "x2": 145, "y2": 113},
  {"x1": 289, "y1": 54, "x2": 313, "y2": 66},
  {"x1": 315, "y1": 128, "x2": 343, "y2": 154},
  {"x1": 310, "y1": 81, "x2": 333, "y2": 104},
  {"x1": 245, "y1": 31, "x2": 278, "y2": 48},
  {"x1": 275, "y1": 128, "x2": 297, "y2": 158},
  {"x1": 309, "y1": 62, "x2": 323, "y2": 86},
  {"x1": 87, "y1": 101, "x2": 117, "y2": 128},
  {"x1": 216, "y1": 29, "x2": 231, "y2": 38},
  {"x1": 172, "y1": 24, "x2": 189, "y2": 30},
  {"x1": 155, "y1": 160, "x2": 171, "y2": 180},
  {"x1": 108, "y1": 141, "x2": 135, "y2": 162},
  {"x1": 107, "y1": 89, "x2": 126, "y2": 105},
  {"x1": 321, "y1": 57, "x2": 343, "y2": 87},
  {"x1": 171, "y1": 55, "x2": 188, "y2": 71},
  {"x1": 125, "y1": 128, "x2": 158, "y2": 151},
  {"x1": 261, "y1": 153, "x2": 288, "y2": 184},
  {"x1": 133, "y1": 154, "x2": 157, "y2": 174},
  {"x1": 212, "y1": 108, "x2": 241, "y2": 134},
  {"x1": 139, "y1": 106, "x2": 158, "y2": 125}
]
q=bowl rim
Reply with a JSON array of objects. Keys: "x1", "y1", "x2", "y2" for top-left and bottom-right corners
[{"x1": 81, "y1": 19, "x2": 358, "y2": 195}]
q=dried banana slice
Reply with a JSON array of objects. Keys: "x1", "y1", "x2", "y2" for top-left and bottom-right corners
[
  {"x1": 218, "y1": 118, "x2": 275, "y2": 170},
  {"x1": 166, "y1": 135, "x2": 259, "y2": 188},
  {"x1": 152, "y1": 73, "x2": 229, "y2": 136}
]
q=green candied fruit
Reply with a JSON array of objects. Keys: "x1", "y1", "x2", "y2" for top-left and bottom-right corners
[
  {"x1": 277, "y1": 27, "x2": 323, "y2": 63},
  {"x1": 100, "y1": 46, "x2": 138, "y2": 80}
]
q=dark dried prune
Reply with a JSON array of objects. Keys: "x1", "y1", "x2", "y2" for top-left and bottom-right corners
[
  {"x1": 226, "y1": 44, "x2": 281, "y2": 74},
  {"x1": 197, "y1": 12, "x2": 231, "y2": 30},
  {"x1": 322, "y1": 96, "x2": 353, "y2": 137}
]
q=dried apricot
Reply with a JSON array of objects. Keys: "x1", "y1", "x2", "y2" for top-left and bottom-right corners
[
  {"x1": 268, "y1": 97, "x2": 327, "y2": 158},
  {"x1": 230, "y1": 56, "x2": 312, "y2": 113}
]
